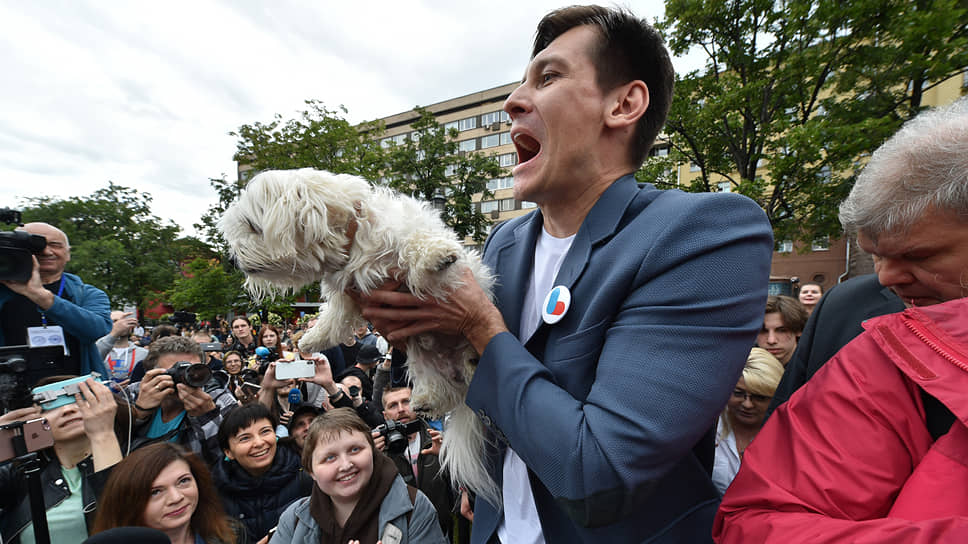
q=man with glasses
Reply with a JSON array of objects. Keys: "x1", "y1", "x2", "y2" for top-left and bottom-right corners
[{"x1": 0, "y1": 222, "x2": 111, "y2": 378}]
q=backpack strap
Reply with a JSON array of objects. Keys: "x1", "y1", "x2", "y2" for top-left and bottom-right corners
[{"x1": 406, "y1": 484, "x2": 418, "y2": 523}]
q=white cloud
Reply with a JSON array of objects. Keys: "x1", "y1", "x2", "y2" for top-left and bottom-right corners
[{"x1": 0, "y1": 0, "x2": 680, "y2": 237}]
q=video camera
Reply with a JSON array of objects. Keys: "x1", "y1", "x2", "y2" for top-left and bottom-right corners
[
  {"x1": 0, "y1": 208, "x2": 47, "y2": 283},
  {"x1": 374, "y1": 419, "x2": 423, "y2": 455},
  {"x1": 0, "y1": 346, "x2": 68, "y2": 413}
]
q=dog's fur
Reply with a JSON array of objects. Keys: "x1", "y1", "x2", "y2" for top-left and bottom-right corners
[{"x1": 219, "y1": 168, "x2": 499, "y2": 506}]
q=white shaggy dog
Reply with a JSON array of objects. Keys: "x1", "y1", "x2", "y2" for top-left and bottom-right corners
[{"x1": 219, "y1": 168, "x2": 499, "y2": 505}]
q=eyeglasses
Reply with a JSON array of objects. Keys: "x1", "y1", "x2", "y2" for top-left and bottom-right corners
[{"x1": 732, "y1": 389, "x2": 772, "y2": 403}]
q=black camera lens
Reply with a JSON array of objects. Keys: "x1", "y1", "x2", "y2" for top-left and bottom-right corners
[
  {"x1": 348, "y1": 385, "x2": 360, "y2": 397},
  {"x1": 166, "y1": 362, "x2": 212, "y2": 388}
]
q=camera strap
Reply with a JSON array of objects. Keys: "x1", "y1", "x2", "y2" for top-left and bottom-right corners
[{"x1": 36, "y1": 276, "x2": 66, "y2": 327}]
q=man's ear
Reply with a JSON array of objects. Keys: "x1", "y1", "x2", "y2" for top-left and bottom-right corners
[{"x1": 605, "y1": 80, "x2": 649, "y2": 129}]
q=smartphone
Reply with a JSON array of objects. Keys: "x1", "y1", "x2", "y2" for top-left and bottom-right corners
[
  {"x1": 0, "y1": 418, "x2": 54, "y2": 463},
  {"x1": 274, "y1": 360, "x2": 316, "y2": 380},
  {"x1": 122, "y1": 304, "x2": 137, "y2": 323},
  {"x1": 198, "y1": 342, "x2": 223, "y2": 352}
]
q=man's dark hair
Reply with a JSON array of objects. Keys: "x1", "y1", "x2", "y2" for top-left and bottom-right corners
[
  {"x1": 150, "y1": 324, "x2": 177, "y2": 343},
  {"x1": 532, "y1": 5, "x2": 674, "y2": 166},
  {"x1": 764, "y1": 295, "x2": 809, "y2": 333},
  {"x1": 217, "y1": 402, "x2": 277, "y2": 452},
  {"x1": 142, "y1": 336, "x2": 204, "y2": 371}
]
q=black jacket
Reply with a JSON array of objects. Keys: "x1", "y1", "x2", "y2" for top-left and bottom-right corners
[
  {"x1": 0, "y1": 452, "x2": 113, "y2": 544},
  {"x1": 386, "y1": 421, "x2": 455, "y2": 538},
  {"x1": 211, "y1": 443, "x2": 312, "y2": 543}
]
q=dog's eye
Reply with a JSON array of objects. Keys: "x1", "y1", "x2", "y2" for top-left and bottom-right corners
[{"x1": 245, "y1": 218, "x2": 262, "y2": 236}]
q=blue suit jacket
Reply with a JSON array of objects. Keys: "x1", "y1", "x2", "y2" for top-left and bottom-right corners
[
  {"x1": 465, "y1": 175, "x2": 773, "y2": 543},
  {"x1": 0, "y1": 272, "x2": 111, "y2": 377}
]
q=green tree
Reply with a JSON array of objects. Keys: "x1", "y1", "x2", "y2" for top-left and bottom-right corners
[
  {"x1": 19, "y1": 183, "x2": 190, "y2": 309},
  {"x1": 658, "y1": 0, "x2": 968, "y2": 244},
  {"x1": 166, "y1": 258, "x2": 246, "y2": 322},
  {"x1": 384, "y1": 107, "x2": 501, "y2": 243},
  {"x1": 198, "y1": 100, "x2": 387, "y2": 252}
]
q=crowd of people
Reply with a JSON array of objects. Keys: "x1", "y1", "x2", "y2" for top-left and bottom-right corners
[{"x1": 1, "y1": 4, "x2": 966, "y2": 544}]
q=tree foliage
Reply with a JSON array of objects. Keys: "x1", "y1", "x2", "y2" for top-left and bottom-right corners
[
  {"x1": 196, "y1": 100, "x2": 387, "y2": 252},
  {"x1": 384, "y1": 107, "x2": 501, "y2": 244},
  {"x1": 19, "y1": 183, "x2": 194, "y2": 309},
  {"x1": 658, "y1": 0, "x2": 968, "y2": 244}
]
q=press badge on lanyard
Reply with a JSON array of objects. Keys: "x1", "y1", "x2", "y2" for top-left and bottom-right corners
[{"x1": 27, "y1": 276, "x2": 70, "y2": 356}]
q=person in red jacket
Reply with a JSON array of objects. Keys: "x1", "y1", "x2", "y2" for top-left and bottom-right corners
[{"x1": 715, "y1": 97, "x2": 968, "y2": 542}]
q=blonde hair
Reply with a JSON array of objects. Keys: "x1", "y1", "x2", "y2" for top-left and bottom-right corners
[{"x1": 719, "y1": 348, "x2": 784, "y2": 439}]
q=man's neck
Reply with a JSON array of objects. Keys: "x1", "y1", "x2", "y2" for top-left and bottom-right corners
[
  {"x1": 40, "y1": 272, "x2": 63, "y2": 286},
  {"x1": 236, "y1": 335, "x2": 253, "y2": 345},
  {"x1": 538, "y1": 171, "x2": 628, "y2": 237},
  {"x1": 160, "y1": 398, "x2": 186, "y2": 422},
  {"x1": 114, "y1": 338, "x2": 130, "y2": 348}
]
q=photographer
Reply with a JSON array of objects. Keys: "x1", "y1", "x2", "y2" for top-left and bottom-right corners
[
  {"x1": 0, "y1": 376, "x2": 123, "y2": 543},
  {"x1": 96, "y1": 311, "x2": 148, "y2": 383},
  {"x1": 0, "y1": 222, "x2": 111, "y2": 377},
  {"x1": 375, "y1": 385, "x2": 453, "y2": 539},
  {"x1": 125, "y1": 336, "x2": 237, "y2": 465}
]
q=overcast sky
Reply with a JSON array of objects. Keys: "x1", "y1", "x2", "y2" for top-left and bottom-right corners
[{"x1": 1, "y1": 1, "x2": 693, "y2": 238}]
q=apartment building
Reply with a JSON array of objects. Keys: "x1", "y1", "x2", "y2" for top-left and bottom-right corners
[{"x1": 366, "y1": 71, "x2": 968, "y2": 293}]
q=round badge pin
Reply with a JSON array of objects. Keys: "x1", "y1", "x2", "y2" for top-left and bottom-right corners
[{"x1": 542, "y1": 285, "x2": 571, "y2": 324}]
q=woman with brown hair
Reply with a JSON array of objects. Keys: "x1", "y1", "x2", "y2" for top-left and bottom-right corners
[{"x1": 92, "y1": 442, "x2": 240, "y2": 544}]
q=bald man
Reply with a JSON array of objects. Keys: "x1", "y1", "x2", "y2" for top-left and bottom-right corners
[{"x1": 0, "y1": 222, "x2": 111, "y2": 378}]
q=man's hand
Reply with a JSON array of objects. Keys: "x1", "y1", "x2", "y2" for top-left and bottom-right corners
[
  {"x1": 0, "y1": 257, "x2": 55, "y2": 309},
  {"x1": 279, "y1": 410, "x2": 293, "y2": 427},
  {"x1": 371, "y1": 430, "x2": 386, "y2": 452},
  {"x1": 110, "y1": 312, "x2": 137, "y2": 338},
  {"x1": 353, "y1": 268, "x2": 507, "y2": 355},
  {"x1": 135, "y1": 368, "x2": 175, "y2": 410},
  {"x1": 177, "y1": 384, "x2": 217, "y2": 417},
  {"x1": 301, "y1": 354, "x2": 338, "y2": 394},
  {"x1": 460, "y1": 489, "x2": 475, "y2": 521},
  {"x1": 260, "y1": 362, "x2": 290, "y2": 390},
  {"x1": 420, "y1": 428, "x2": 442, "y2": 457}
]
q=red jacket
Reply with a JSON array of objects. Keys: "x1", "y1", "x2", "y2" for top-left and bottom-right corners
[{"x1": 714, "y1": 297, "x2": 968, "y2": 543}]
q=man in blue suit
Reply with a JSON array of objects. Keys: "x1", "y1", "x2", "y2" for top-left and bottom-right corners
[{"x1": 359, "y1": 6, "x2": 773, "y2": 542}]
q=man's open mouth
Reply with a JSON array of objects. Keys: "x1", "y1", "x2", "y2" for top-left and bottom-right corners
[{"x1": 513, "y1": 132, "x2": 541, "y2": 164}]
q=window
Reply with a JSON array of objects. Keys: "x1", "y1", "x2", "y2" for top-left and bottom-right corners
[
  {"x1": 481, "y1": 111, "x2": 503, "y2": 127},
  {"x1": 380, "y1": 137, "x2": 392, "y2": 149},
  {"x1": 459, "y1": 139, "x2": 477, "y2": 152},
  {"x1": 500, "y1": 132, "x2": 512, "y2": 146},
  {"x1": 481, "y1": 134, "x2": 500, "y2": 149},
  {"x1": 689, "y1": 161, "x2": 700, "y2": 172},
  {"x1": 499, "y1": 198, "x2": 515, "y2": 211},
  {"x1": 717, "y1": 181, "x2": 731, "y2": 193},
  {"x1": 444, "y1": 164, "x2": 457, "y2": 177},
  {"x1": 499, "y1": 153, "x2": 517, "y2": 167},
  {"x1": 443, "y1": 121, "x2": 459, "y2": 135},
  {"x1": 459, "y1": 117, "x2": 477, "y2": 131},
  {"x1": 480, "y1": 200, "x2": 499, "y2": 213},
  {"x1": 486, "y1": 176, "x2": 514, "y2": 191},
  {"x1": 652, "y1": 146, "x2": 669, "y2": 157},
  {"x1": 777, "y1": 240, "x2": 793, "y2": 253},
  {"x1": 811, "y1": 236, "x2": 830, "y2": 251},
  {"x1": 521, "y1": 201, "x2": 537, "y2": 209},
  {"x1": 392, "y1": 133, "x2": 407, "y2": 145}
]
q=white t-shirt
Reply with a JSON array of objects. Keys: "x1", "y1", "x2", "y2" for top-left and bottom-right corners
[
  {"x1": 712, "y1": 416, "x2": 741, "y2": 496},
  {"x1": 497, "y1": 228, "x2": 574, "y2": 544}
]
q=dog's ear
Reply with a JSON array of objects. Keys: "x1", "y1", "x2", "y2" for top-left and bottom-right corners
[{"x1": 290, "y1": 170, "x2": 372, "y2": 245}]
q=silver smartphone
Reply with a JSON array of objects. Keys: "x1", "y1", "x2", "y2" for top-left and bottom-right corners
[{"x1": 274, "y1": 360, "x2": 316, "y2": 380}]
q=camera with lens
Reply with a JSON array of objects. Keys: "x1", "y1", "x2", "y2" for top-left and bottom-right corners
[
  {"x1": 165, "y1": 361, "x2": 213, "y2": 389},
  {"x1": 374, "y1": 419, "x2": 423, "y2": 455},
  {"x1": 0, "y1": 208, "x2": 48, "y2": 283}
]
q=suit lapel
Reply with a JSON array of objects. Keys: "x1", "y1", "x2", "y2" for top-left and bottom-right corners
[{"x1": 492, "y1": 213, "x2": 543, "y2": 338}]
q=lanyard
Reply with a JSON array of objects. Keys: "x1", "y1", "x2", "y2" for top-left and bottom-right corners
[{"x1": 38, "y1": 276, "x2": 66, "y2": 327}]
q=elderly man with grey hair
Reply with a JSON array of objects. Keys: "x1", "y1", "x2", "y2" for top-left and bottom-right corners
[
  {"x1": 715, "y1": 98, "x2": 968, "y2": 541},
  {"x1": 0, "y1": 222, "x2": 111, "y2": 378},
  {"x1": 125, "y1": 336, "x2": 238, "y2": 465}
]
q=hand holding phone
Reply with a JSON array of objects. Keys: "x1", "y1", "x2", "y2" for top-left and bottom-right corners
[{"x1": 274, "y1": 360, "x2": 316, "y2": 380}]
